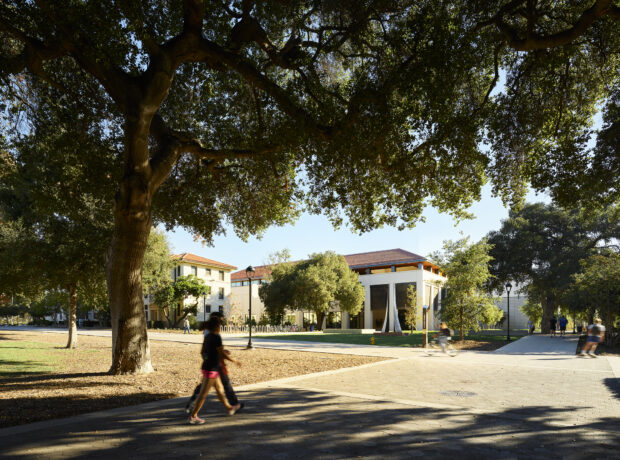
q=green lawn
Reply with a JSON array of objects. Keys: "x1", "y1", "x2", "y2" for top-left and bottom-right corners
[
  {"x1": 0, "y1": 340, "x2": 62, "y2": 376},
  {"x1": 255, "y1": 331, "x2": 522, "y2": 347}
]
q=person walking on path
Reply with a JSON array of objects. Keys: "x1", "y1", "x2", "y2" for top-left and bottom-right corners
[
  {"x1": 188, "y1": 316, "x2": 241, "y2": 424},
  {"x1": 549, "y1": 316, "x2": 557, "y2": 337},
  {"x1": 527, "y1": 319, "x2": 534, "y2": 335},
  {"x1": 558, "y1": 315, "x2": 568, "y2": 337},
  {"x1": 185, "y1": 314, "x2": 243, "y2": 415},
  {"x1": 579, "y1": 319, "x2": 606, "y2": 358},
  {"x1": 183, "y1": 317, "x2": 191, "y2": 334}
]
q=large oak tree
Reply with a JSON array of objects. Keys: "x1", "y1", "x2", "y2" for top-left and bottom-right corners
[{"x1": 1, "y1": 1, "x2": 617, "y2": 373}]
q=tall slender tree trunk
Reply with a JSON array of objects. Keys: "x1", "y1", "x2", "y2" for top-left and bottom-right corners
[
  {"x1": 459, "y1": 306, "x2": 464, "y2": 341},
  {"x1": 106, "y1": 173, "x2": 153, "y2": 374},
  {"x1": 66, "y1": 282, "x2": 78, "y2": 349},
  {"x1": 540, "y1": 292, "x2": 555, "y2": 334}
]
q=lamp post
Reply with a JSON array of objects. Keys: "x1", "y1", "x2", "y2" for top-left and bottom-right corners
[
  {"x1": 203, "y1": 293, "x2": 207, "y2": 322},
  {"x1": 505, "y1": 282, "x2": 512, "y2": 342},
  {"x1": 246, "y1": 265, "x2": 255, "y2": 349}
]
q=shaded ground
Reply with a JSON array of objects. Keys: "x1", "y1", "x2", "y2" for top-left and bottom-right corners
[
  {"x1": 256, "y1": 332, "x2": 522, "y2": 351},
  {"x1": 0, "y1": 331, "x2": 384, "y2": 428},
  {"x1": 1, "y1": 361, "x2": 617, "y2": 459}
]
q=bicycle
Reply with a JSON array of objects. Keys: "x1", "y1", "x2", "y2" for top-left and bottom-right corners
[{"x1": 423, "y1": 337, "x2": 458, "y2": 357}]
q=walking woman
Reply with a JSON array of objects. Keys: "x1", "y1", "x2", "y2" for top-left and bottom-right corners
[{"x1": 189, "y1": 315, "x2": 241, "y2": 424}]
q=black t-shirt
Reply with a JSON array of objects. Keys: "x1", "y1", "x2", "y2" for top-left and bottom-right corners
[
  {"x1": 550, "y1": 318, "x2": 557, "y2": 328},
  {"x1": 201, "y1": 333, "x2": 222, "y2": 371},
  {"x1": 439, "y1": 328, "x2": 451, "y2": 337}
]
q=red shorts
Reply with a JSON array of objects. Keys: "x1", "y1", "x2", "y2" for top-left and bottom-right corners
[{"x1": 201, "y1": 370, "x2": 219, "y2": 379}]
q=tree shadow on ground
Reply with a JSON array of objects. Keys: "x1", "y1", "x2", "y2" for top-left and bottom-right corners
[
  {"x1": 0, "y1": 371, "x2": 110, "y2": 384},
  {"x1": 1, "y1": 387, "x2": 618, "y2": 459},
  {"x1": 0, "y1": 392, "x2": 176, "y2": 429},
  {"x1": 603, "y1": 378, "x2": 620, "y2": 401}
]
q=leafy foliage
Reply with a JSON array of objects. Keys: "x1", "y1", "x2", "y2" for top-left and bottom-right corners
[
  {"x1": 152, "y1": 275, "x2": 209, "y2": 327},
  {"x1": 259, "y1": 251, "x2": 364, "y2": 330},
  {"x1": 403, "y1": 284, "x2": 418, "y2": 331},
  {"x1": 432, "y1": 238, "x2": 501, "y2": 339},
  {"x1": 570, "y1": 252, "x2": 620, "y2": 345},
  {"x1": 487, "y1": 202, "x2": 619, "y2": 332},
  {"x1": 142, "y1": 228, "x2": 173, "y2": 294},
  {"x1": 1, "y1": 0, "x2": 617, "y2": 371}
]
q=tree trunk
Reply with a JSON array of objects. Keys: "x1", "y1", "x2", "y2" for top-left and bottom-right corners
[
  {"x1": 540, "y1": 292, "x2": 555, "y2": 334},
  {"x1": 316, "y1": 311, "x2": 325, "y2": 331},
  {"x1": 459, "y1": 306, "x2": 464, "y2": 341},
  {"x1": 106, "y1": 174, "x2": 153, "y2": 375},
  {"x1": 66, "y1": 282, "x2": 78, "y2": 349}
]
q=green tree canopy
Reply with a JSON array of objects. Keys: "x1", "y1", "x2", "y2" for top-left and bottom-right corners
[
  {"x1": 432, "y1": 238, "x2": 502, "y2": 339},
  {"x1": 152, "y1": 274, "x2": 209, "y2": 327},
  {"x1": 1, "y1": 1, "x2": 617, "y2": 372},
  {"x1": 487, "y1": 202, "x2": 618, "y2": 332},
  {"x1": 260, "y1": 251, "x2": 364, "y2": 330},
  {"x1": 570, "y1": 252, "x2": 620, "y2": 345},
  {"x1": 142, "y1": 228, "x2": 174, "y2": 294}
]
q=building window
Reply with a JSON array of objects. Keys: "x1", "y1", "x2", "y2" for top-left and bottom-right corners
[
  {"x1": 231, "y1": 281, "x2": 241, "y2": 287},
  {"x1": 205, "y1": 304, "x2": 211, "y2": 313},
  {"x1": 218, "y1": 287, "x2": 224, "y2": 299},
  {"x1": 177, "y1": 266, "x2": 181, "y2": 276},
  {"x1": 191, "y1": 266, "x2": 197, "y2": 276},
  {"x1": 219, "y1": 306, "x2": 224, "y2": 314},
  {"x1": 219, "y1": 270, "x2": 225, "y2": 281},
  {"x1": 206, "y1": 268, "x2": 211, "y2": 276}
]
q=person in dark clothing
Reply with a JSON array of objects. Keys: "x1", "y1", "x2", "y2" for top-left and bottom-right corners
[
  {"x1": 188, "y1": 316, "x2": 241, "y2": 424},
  {"x1": 549, "y1": 316, "x2": 557, "y2": 337},
  {"x1": 185, "y1": 314, "x2": 242, "y2": 415}
]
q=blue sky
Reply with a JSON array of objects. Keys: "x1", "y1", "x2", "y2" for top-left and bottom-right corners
[{"x1": 166, "y1": 185, "x2": 549, "y2": 270}]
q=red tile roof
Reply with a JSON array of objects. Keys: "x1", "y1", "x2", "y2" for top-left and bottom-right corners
[
  {"x1": 343, "y1": 248, "x2": 425, "y2": 268},
  {"x1": 231, "y1": 265, "x2": 273, "y2": 281},
  {"x1": 171, "y1": 253, "x2": 237, "y2": 270},
  {"x1": 231, "y1": 249, "x2": 429, "y2": 280}
]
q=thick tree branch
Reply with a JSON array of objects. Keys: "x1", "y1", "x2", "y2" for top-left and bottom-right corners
[
  {"x1": 480, "y1": 0, "x2": 619, "y2": 51},
  {"x1": 148, "y1": 115, "x2": 281, "y2": 189}
]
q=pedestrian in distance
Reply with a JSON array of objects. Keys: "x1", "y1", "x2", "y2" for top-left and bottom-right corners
[
  {"x1": 527, "y1": 319, "x2": 534, "y2": 335},
  {"x1": 188, "y1": 315, "x2": 242, "y2": 424},
  {"x1": 549, "y1": 316, "x2": 557, "y2": 337},
  {"x1": 185, "y1": 314, "x2": 243, "y2": 415},
  {"x1": 558, "y1": 315, "x2": 568, "y2": 337},
  {"x1": 579, "y1": 319, "x2": 606, "y2": 358},
  {"x1": 183, "y1": 317, "x2": 191, "y2": 334},
  {"x1": 437, "y1": 322, "x2": 452, "y2": 354}
]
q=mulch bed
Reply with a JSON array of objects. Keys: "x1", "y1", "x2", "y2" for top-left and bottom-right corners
[{"x1": 0, "y1": 331, "x2": 385, "y2": 428}]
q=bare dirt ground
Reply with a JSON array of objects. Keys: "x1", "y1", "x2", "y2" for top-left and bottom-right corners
[{"x1": 0, "y1": 331, "x2": 385, "y2": 428}]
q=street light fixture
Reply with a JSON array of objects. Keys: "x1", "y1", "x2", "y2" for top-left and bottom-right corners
[
  {"x1": 246, "y1": 265, "x2": 255, "y2": 349},
  {"x1": 505, "y1": 282, "x2": 512, "y2": 342}
]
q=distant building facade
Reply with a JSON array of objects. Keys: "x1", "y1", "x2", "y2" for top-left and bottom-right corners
[
  {"x1": 145, "y1": 252, "x2": 236, "y2": 323},
  {"x1": 230, "y1": 249, "x2": 447, "y2": 331}
]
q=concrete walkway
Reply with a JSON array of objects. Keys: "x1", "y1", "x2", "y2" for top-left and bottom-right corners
[{"x1": 1, "y1": 328, "x2": 619, "y2": 459}]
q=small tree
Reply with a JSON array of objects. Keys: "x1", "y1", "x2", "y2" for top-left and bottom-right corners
[
  {"x1": 152, "y1": 275, "x2": 209, "y2": 328},
  {"x1": 403, "y1": 284, "x2": 418, "y2": 332},
  {"x1": 432, "y1": 238, "x2": 501, "y2": 340},
  {"x1": 142, "y1": 229, "x2": 174, "y2": 295},
  {"x1": 260, "y1": 252, "x2": 364, "y2": 331}
]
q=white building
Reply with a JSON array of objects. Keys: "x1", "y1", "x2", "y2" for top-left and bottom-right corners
[
  {"x1": 145, "y1": 252, "x2": 237, "y2": 323},
  {"x1": 230, "y1": 249, "x2": 447, "y2": 331}
]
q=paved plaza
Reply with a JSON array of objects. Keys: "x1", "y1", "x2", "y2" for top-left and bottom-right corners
[{"x1": 0, "y1": 330, "x2": 618, "y2": 459}]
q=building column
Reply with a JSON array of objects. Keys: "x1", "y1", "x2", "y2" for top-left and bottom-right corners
[
  {"x1": 364, "y1": 285, "x2": 372, "y2": 329},
  {"x1": 388, "y1": 283, "x2": 396, "y2": 332}
]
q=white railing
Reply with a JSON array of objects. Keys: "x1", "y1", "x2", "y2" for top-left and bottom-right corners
[{"x1": 221, "y1": 325, "x2": 302, "y2": 334}]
